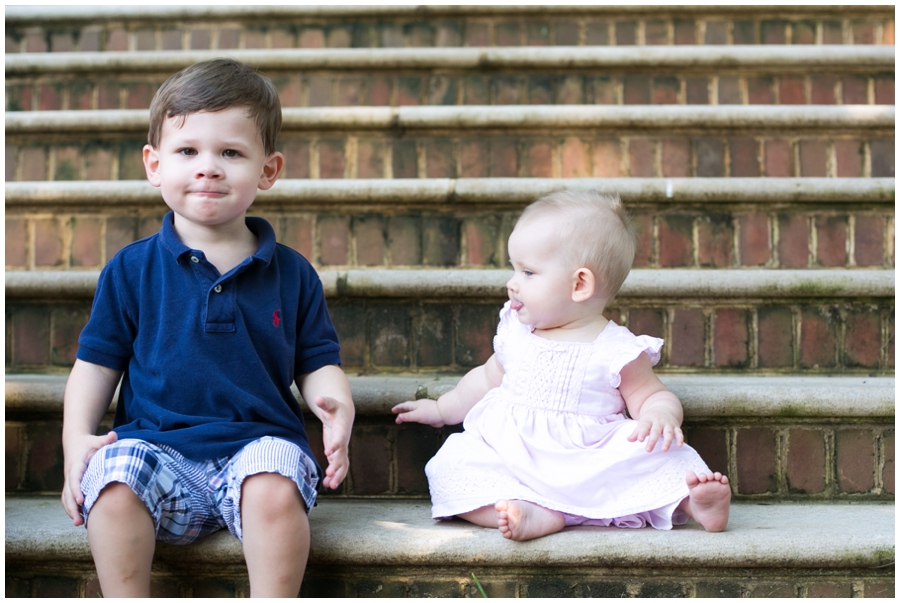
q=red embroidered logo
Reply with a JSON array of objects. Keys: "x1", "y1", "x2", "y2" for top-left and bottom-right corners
[{"x1": 273, "y1": 310, "x2": 281, "y2": 327}]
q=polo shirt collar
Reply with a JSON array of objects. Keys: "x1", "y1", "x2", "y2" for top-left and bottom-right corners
[{"x1": 159, "y1": 212, "x2": 277, "y2": 266}]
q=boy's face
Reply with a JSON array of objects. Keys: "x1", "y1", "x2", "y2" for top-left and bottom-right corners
[{"x1": 142, "y1": 106, "x2": 283, "y2": 232}]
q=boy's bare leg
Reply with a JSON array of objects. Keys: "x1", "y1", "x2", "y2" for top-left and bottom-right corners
[
  {"x1": 86, "y1": 483, "x2": 155, "y2": 597},
  {"x1": 241, "y1": 473, "x2": 310, "y2": 598},
  {"x1": 678, "y1": 470, "x2": 731, "y2": 532}
]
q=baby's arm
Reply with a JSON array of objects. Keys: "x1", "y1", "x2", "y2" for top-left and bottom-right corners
[
  {"x1": 297, "y1": 365, "x2": 355, "y2": 490},
  {"x1": 392, "y1": 353, "x2": 505, "y2": 427},
  {"x1": 619, "y1": 352, "x2": 685, "y2": 453},
  {"x1": 61, "y1": 359, "x2": 122, "y2": 526}
]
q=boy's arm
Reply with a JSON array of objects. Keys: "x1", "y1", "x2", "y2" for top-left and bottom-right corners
[
  {"x1": 61, "y1": 359, "x2": 122, "y2": 525},
  {"x1": 619, "y1": 352, "x2": 685, "y2": 453},
  {"x1": 297, "y1": 364, "x2": 355, "y2": 490},
  {"x1": 392, "y1": 353, "x2": 505, "y2": 427}
]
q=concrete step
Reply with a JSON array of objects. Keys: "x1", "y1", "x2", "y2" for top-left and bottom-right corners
[
  {"x1": 7, "y1": 105, "x2": 893, "y2": 182},
  {"x1": 8, "y1": 104, "x2": 894, "y2": 135},
  {"x1": 8, "y1": 45, "x2": 894, "y2": 76},
  {"x1": 5, "y1": 175, "x2": 896, "y2": 208},
  {"x1": 7, "y1": 267, "x2": 895, "y2": 301},
  {"x1": 6, "y1": 5, "x2": 894, "y2": 53},
  {"x1": 5, "y1": 496, "x2": 894, "y2": 597},
  {"x1": 6, "y1": 268, "x2": 895, "y2": 374},
  {"x1": 7, "y1": 373, "x2": 894, "y2": 500},
  {"x1": 7, "y1": 46, "x2": 894, "y2": 112},
  {"x1": 7, "y1": 372, "x2": 895, "y2": 419}
]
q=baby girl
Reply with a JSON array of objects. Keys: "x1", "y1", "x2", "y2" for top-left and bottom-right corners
[{"x1": 392, "y1": 190, "x2": 731, "y2": 541}]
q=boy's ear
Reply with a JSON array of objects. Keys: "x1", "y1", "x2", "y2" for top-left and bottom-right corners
[
  {"x1": 258, "y1": 151, "x2": 285, "y2": 191},
  {"x1": 571, "y1": 267, "x2": 596, "y2": 303},
  {"x1": 142, "y1": 144, "x2": 161, "y2": 188}
]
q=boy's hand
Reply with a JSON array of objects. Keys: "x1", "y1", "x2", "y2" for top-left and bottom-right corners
[
  {"x1": 391, "y1": 399, "x2": 445, "y2": 427},
  {"x1": 61, "y1": 431, "x2": 118, "y2": 525},
  {"x1": 312, "y1": 396, "x2": 352, "y2": 490},
  {"x1": 627, "y1": 408, "x2": 684, "y2": 453}
]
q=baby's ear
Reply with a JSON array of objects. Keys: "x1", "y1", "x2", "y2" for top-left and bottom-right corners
[
  {"x1": 142, "y1": 145, "x2": 161, "y2": 187},
  {"x1": 258, "y1": 151, "x2": 285, "y2": 190},
  {"x1": 571, "y1": 267, "x2": 596, "y2": 302}
]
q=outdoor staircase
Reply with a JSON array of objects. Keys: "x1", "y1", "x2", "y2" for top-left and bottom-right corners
[{"x1": 5, "y1": 5, "x2": 894, "y2": 598}]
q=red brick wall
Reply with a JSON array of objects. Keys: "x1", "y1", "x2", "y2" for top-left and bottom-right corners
[
  {"x1": 6, "y1": 133, "x2": 895, "y2": 182},
  {"x1": 5, "y1": 208, "x2": 894, "y2": 272},
  {"x1": 6, "y1": 11, "x2": 894, "y2": 54},
  {"x1": 5, "y1": 415, "x2": 894, "y2": 500},
  {"x1": 5, "y1": 552, "x2": 895, "y2": 597},
  {"x1": 7, "y1": 71, "x2": 895, "y2": 112}
]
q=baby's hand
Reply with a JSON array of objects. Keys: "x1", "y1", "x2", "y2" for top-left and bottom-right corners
[
  {"x1": 312, "y1": 396, "x2": 353, "y2": 490},
  {"x1": 627, "y1": 408, "x2": 684, "y2": 453},
  {"x1": 61, "y1": 431, "x2": 118, "y2": 525},
  {"x1": 391, "y1": 399, "x2": 444, "y2": 427}
]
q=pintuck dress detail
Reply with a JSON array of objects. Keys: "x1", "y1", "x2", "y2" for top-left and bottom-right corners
[{"x1": 425, "y1": 302, "x2": 711, "y2": 529}]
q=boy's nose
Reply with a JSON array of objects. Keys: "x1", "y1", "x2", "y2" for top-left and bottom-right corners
[{"x1": 195, "y1": 156, "x2": 223, "y2": 179}]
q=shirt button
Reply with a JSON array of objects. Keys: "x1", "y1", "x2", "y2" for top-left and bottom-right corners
[
  {"x1": 190, "y1": 256, "x2": 200, "y2": 263},
  {"x1": 214, "y1": 285, "x2": 223, "y2": 293}
]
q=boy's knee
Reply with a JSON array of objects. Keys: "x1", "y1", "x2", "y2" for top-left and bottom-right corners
[
  {"x1": 87, "y1": 482, "x2": 154, "y2": 535},
  {"x1": 241, "y1": 473, "x2": 306, "y2": 519},
  {"x1": 92, "y1": 482, "x2": 146, "y2": 515}
]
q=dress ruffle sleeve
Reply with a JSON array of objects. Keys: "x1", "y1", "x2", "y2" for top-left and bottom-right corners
[{"x1": 606, "y1": 326, "x2": 664, "y2": 389}]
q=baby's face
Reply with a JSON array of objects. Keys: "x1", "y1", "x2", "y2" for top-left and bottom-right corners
[
  {"x1": 142, "y1": 106, "x2": 282, "y2": 232},
  {"x1": 505, "y1": 217, "x2": 578, "y2": 330}
]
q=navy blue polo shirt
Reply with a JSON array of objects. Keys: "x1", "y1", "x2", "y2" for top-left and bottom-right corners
[{"x1": 77, "y1": 212, "x2": 342, "y2": 472}]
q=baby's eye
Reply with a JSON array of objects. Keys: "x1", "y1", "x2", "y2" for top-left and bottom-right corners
[
  {"x1": 522, "y1": 269, "x2": 534, "y2": 277},
  {"x1": 222, "y1": 149, "x2": 241, "y2": 158},
  {"x1": 178, "y1": 148, "x2": 197, "y2": 156}
]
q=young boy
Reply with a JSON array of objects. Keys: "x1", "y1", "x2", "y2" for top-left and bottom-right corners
[{"x1": 61, "y1": 59, "x2": 355, "y2": 597}]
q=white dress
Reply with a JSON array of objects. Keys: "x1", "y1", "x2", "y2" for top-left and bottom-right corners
[{"x1": 425, "y1": 302, "x2": 711, "y2": 529}]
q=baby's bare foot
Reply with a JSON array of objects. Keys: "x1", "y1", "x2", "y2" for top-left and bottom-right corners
[
  {"x1": 494, "y1": 499, "x2": 565, "y2": 541},
  {"x1": 684, "y1": 471, "x2": 731, "y2": 532}
]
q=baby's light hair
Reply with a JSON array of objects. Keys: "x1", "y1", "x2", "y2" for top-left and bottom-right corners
[{"x1": 517, "y1": 190, "x2": 638, "y2": 302}]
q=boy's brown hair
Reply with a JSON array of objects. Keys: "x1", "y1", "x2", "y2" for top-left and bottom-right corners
[
  {"x1": 147, "y1": 58, "x2": 282, "y2": 154},
  {"x1": 518, "y1": 190, "x2": 638, "y2": 302}
]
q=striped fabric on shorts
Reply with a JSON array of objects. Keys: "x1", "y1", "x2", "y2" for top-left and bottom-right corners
[{"x1": 80, "y1": 436, "x2": 319, "y2": 544}]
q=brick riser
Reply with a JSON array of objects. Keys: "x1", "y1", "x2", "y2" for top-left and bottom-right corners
[
  {"x1": 7, "y1": 297, "x2": 894, "y2": 373},
  {"x1": 6, "y1": 413, "x2": 894, "y2": 501},
  {"x1": 8, "y1": 71, "x2": 895, "y2": 113},
  {"x1": 5, "y1": 9, "x2": 894, "y2": 53},
  {"x1": 6, "y1": 132, "x2": 895, "y2": 182},
  {"x1": 6, "y1": 206, "x2": 895, "y2": 271},
  {"x1": 5, "y1": 561, "x2": 894, "y2": 598}
]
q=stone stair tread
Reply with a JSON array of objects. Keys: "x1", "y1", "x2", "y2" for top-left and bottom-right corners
[
  {"x1": 6, "y1": 268, "x2": 896, "y2": 301},
  {"x1": 7, "y1": 44, "x2": 893, "y2": 74},
  {"x1": 6, "y1": 496, "x2": 894, "y2": 569},
  {"x1": 7, "y1": 105, "x2": 894, "y2": 135},
  {"x1": 7, "y1": 373, "x2": 894, "y2": 418},
  {"x1": 5, "y1": 177, "x2": 896, "y2": 206}
]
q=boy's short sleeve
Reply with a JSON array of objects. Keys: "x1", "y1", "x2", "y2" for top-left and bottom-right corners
[
  {"x1": 76, "y1": 261, "x2": 135, "y2": 371},
  {"x1": 293, "y1": 263, "x2": 342, "y2": 377}
]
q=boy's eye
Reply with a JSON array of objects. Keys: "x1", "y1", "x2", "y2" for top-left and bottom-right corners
[
  {"x1": 178, "y1": 148, "x2": 197, "y2": 156},
  {"x1": 223, "y1": 149, "x2": 241, "y2": 158}
]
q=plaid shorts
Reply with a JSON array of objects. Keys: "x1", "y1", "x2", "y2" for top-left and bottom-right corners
[{"x1": 80, "y1": 436, "x2": 319, "y2": 544}]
